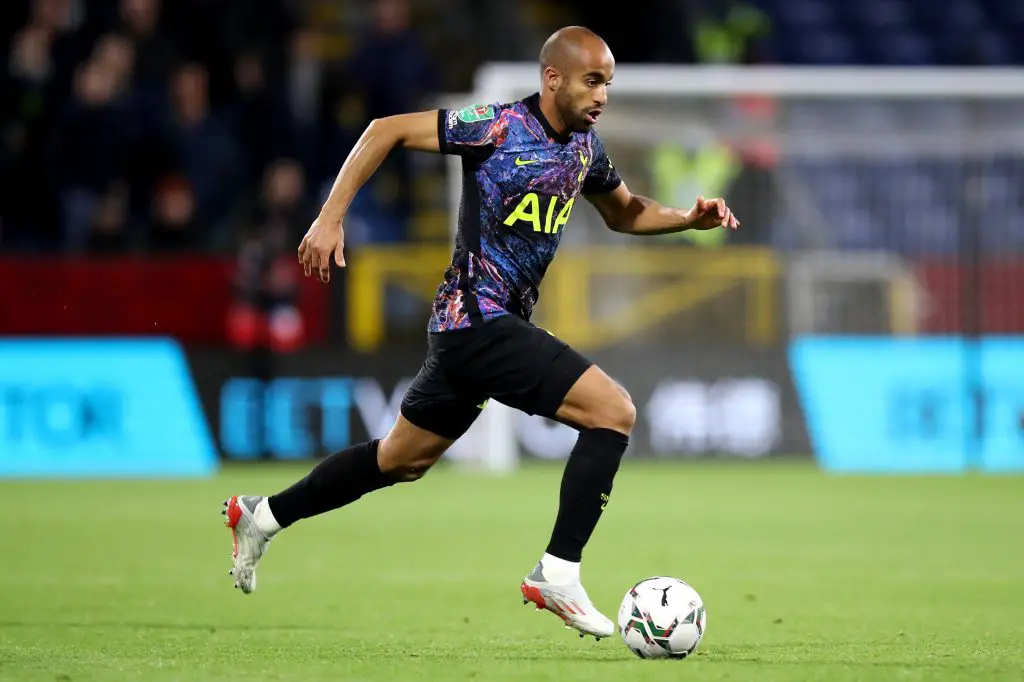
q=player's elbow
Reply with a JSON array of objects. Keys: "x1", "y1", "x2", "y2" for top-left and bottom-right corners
[
  {"x1": 604, "y1": 217, "x2": 631, "y2": 233},
  {"x1": 370, "y1": 111, "x2": 440, "y2": 153},
  {"x1": 599, "y1": 195, "x2": 645, "y2": 234},
  {"x1": 603, "y1": 211, "x2": 637, "y2": 234},
  {"x1": 366, "y1": 116, "x2": 402, "y2": 146}
]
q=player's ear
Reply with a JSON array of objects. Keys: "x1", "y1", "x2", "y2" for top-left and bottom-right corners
[{"x1": 542, "y1": 66, "x2": 561, "y2": 92}]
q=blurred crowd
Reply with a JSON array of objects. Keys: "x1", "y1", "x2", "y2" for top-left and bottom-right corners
[
  {"x1": 0, "y1": 0, "x2": 447, "y2": 255},
  {"x1": 2, "y1": 0, "x2": 1016, "y2": 259}
]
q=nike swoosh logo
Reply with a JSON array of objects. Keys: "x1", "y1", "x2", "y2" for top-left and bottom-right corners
[{"x1": 515, "y1": 156, "x2": 539, "y2": 166}]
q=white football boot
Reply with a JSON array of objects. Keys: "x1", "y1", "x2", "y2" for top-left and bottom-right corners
[
  {"x1": 222, "y1": 495, "x2": 272, "y2": 594},
  {"x1": 520, "y1": 561, "x2": 615, "y2": 640}
]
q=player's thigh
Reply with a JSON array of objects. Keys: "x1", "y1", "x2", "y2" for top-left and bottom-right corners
[
  {"x1": 469, "y1": 317, "x2": 594, "y2": 422},
  {"x1": 554, "y1": 364, "x2": 636, "y2": 435},
  {"x1": 392, "y1": 354, "x2": 483, "y2": 471}
]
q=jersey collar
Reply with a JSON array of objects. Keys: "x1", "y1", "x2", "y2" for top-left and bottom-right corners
[{"x1": 525, "y1": 93, "x2": 573, "y2": 145}]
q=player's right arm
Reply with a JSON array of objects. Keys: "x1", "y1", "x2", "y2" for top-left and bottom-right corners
[
  {"x1": 298, "y1": 111, "x2": 441, "y2": 282},
  {"x1": 300, "y1": 106, "x2": 502, "y2": 282},
  {"x1": 300, "y1": 106, "x2": 501, "y2": 282}
]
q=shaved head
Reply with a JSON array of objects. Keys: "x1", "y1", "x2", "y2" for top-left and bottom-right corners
[
  {"x1": 537, "y1": 26, "x2": 615, "y2": 133},
  {"x1": 539, "y1": 26, "x2": 609, "y2": 73}
]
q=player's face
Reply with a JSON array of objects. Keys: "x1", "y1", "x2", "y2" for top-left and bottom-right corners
[{"x1": 556, "y1": 49, "x2": 614, "y2": 133}]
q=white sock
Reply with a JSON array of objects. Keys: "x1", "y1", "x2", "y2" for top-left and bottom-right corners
[
  {"x1": 540, "y1": 552, "x2": 580, "y2": 583},
  {"x1": 254, "y1": 498, "x2": 282, "y2": 536}
]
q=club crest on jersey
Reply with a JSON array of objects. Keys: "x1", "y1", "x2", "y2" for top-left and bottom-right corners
[{"x1": 457, "y1": 104, "x2": 495, "y2": 123}]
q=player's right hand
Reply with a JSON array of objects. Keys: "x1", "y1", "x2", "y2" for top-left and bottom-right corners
[{"x1": 298, "y1": 216, "x2": 345, "y2": 283}]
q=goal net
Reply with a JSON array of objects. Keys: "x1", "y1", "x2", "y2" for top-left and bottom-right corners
[{"x1": 440, "y1": 65, "x2": 1024, "y2": 473}]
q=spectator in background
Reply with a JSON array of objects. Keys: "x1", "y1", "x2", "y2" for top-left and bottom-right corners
[
  {"x1": 50, "y1": 36, "x2": 132, "y2": 250},
  {"x1": 112, "y1": 0, "x2": 179, "y2": 231},
  {"x1": 161, "y1": 62, "x2": 239, "y2": 247},
  {"x1": 84, "y1": 180, "x2": 130, "y2": 252},
  {"x1": 253, "y1": 158, "x2": 313, "y2": 245},
  {"x1": 25, "y1": 0, "x2": 85, "y2": 107},
  {"x1": 286, "y1": 28, "x2": 323, "y2": 182},
  {"x1": 148, "y1": 173, "x2": 197, "y2": 251},
  {"x1": 119, "y1": 0, "x2": 175, "y2": 127},
  {"x1": 346, "y1": 0, "x2": 438, "y2": 243},
  {"x1": 227, "y1": 159, "x2": 309, "y2": 360},
  {"x1": 0, "y1": 24, "x2": 61, "y2": 249},
  {"x1": 231, "y1": 47, "x2": 293, "y2": 198}
]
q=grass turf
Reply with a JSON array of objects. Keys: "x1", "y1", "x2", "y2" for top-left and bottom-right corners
[{"x1": 1, "y1": 459, "x2": 1022, "y2": 681}]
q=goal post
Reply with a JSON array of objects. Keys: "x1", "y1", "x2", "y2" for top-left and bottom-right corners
[{"x1": 441, "y1": 64, "x2": 1024, "y2": 473}]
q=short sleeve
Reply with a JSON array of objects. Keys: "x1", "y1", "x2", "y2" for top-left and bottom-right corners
[
  {"x1": 582, "y1": 134, "x2": 622, "y2": 195},
  {"x1": 436, "y1": 103, "x2": 503, "y2": 159}
]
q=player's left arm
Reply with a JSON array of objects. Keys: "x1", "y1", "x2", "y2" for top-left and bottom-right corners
[
  {"x1": 581, "y1": 136, "x2": 739, "y2": 235},
  {"x1": 587, "y1": 182, "x2": 740, "y2": 235}
]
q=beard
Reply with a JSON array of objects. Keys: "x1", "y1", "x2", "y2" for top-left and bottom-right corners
[{"x1": 554, "y1": 88, "x2": 590, "y2": 132}]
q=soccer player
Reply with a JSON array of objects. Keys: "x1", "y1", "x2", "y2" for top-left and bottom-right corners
[{"x1": 223, "y1": 26, "x2": 739, "y2": 640}]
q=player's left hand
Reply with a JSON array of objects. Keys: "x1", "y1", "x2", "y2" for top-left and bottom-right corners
[{"x1": 685, "y1": 196, "x2": 740, "y2": 231}]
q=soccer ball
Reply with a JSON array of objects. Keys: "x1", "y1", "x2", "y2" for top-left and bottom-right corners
[{"x1": 617, "y1": 576, "x2": 706, "y2": 659}]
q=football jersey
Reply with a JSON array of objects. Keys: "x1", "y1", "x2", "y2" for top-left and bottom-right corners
[{"x1": 429, "y1": 93, "x2": 621, "y2": 332}]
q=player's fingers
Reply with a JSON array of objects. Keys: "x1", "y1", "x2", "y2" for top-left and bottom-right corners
[
  {"x1": 730, "y1": 214, "x2": 740, "y2": 229},
  {"x1": 301, "y1": 250, "x2": 312, "y2": 277},
  {"x1": 695, "y1": 195, "x2": 706, "y2": 212},
  {"x1": 297, "y1": 236, "x2": 307, "y2": 263},
  {"x1": 715, "y1": 199, "x2": 726, "y2": 218},
  {"x1": 318, "y1": 249, "x2": 331, "y2": 283},
  {"x1": 335, "y1": 241, "x2": 345, "y2": 268},
  {"x1": 309, "y1": 249, "x2": 321, "y2": 279}
]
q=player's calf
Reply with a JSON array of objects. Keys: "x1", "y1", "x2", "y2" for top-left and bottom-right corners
[
  {"x1": 221, "y1": 416, "x2": 454, "y2": 593},
  {"x1": 266, "y1": 415, "x2": 453, "y2": 528},
  {"x1": 521, "y1": 365, "x2": 633, "y2": 638}
]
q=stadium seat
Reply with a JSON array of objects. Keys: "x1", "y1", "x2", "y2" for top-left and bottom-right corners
[
  {"x1": 891, "y1": 204, "x2": 961, "y2": 254},
  {"x1": 865, "y1": 28, "x2": 935, "y2": 65},
  {"x1": 772, "y1": 0, "x2": 838, "y2": 28},
  {"x1": 842, "y1": 0, "x2": 913, "y2": 29},
  {"x1": 988, "y1": 0, "x2": 1024, "y2": 27},
  {"x1": 793, "y1": 31, "x2": 860, "y2": 64},
  {"x1": 753, "y1": 0, "x2": 1023, "y2": 66},
  {"x1": 830, "y1": 207, "x2": 885, "y2": 250},
  {"x1": 897, "y1": 101, "x2": 967, "y2": 132}
]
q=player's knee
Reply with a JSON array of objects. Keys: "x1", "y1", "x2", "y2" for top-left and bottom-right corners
[
  {"x1": 388, "y1": 461, "x2": 437, "y2": 482},
  {"x1": 377, "y1": 416, "x2": 452, "y2": 482},
  {"x1": 378, "y1": 454, "x2": 440, "y2": 482},
  {"x1": 580, "y1": 389, "x2": 636, "y2": 435},
  {"x1": 377, "y1": 442, "x2": 442, "y2": 482},
  {"x1": 612, "y1": 393, "x2": 638, "y2": 435}
]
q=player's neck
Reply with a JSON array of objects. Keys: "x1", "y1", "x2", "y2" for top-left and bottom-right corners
[{"x1": 538, "y1": 95, "x2": 570, "y2": 136}]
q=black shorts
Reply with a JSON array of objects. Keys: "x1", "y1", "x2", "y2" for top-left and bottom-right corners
[{"x1": 399, "y1": 314, "x2": 593, "y2": 440}]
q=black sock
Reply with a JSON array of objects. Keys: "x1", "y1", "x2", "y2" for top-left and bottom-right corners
[
  {"x1": 545, "y1": 428, "x2": 629, "y2": 562},
  {"x1": 267, "y1": 439, "x2": 395, "y2": 528}
]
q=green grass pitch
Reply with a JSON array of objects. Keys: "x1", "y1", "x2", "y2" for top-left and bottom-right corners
[{"x1": 1, "y1": 459, "x2": 1022, "y2": 681}]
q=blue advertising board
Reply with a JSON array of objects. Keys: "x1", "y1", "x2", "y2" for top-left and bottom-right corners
[
  {"x1": 790, "y1": 337, "x2": 1024, "y2": 473},
  {"x1": 0, "y1": 338, "x2": 217, "y2": 477}
]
